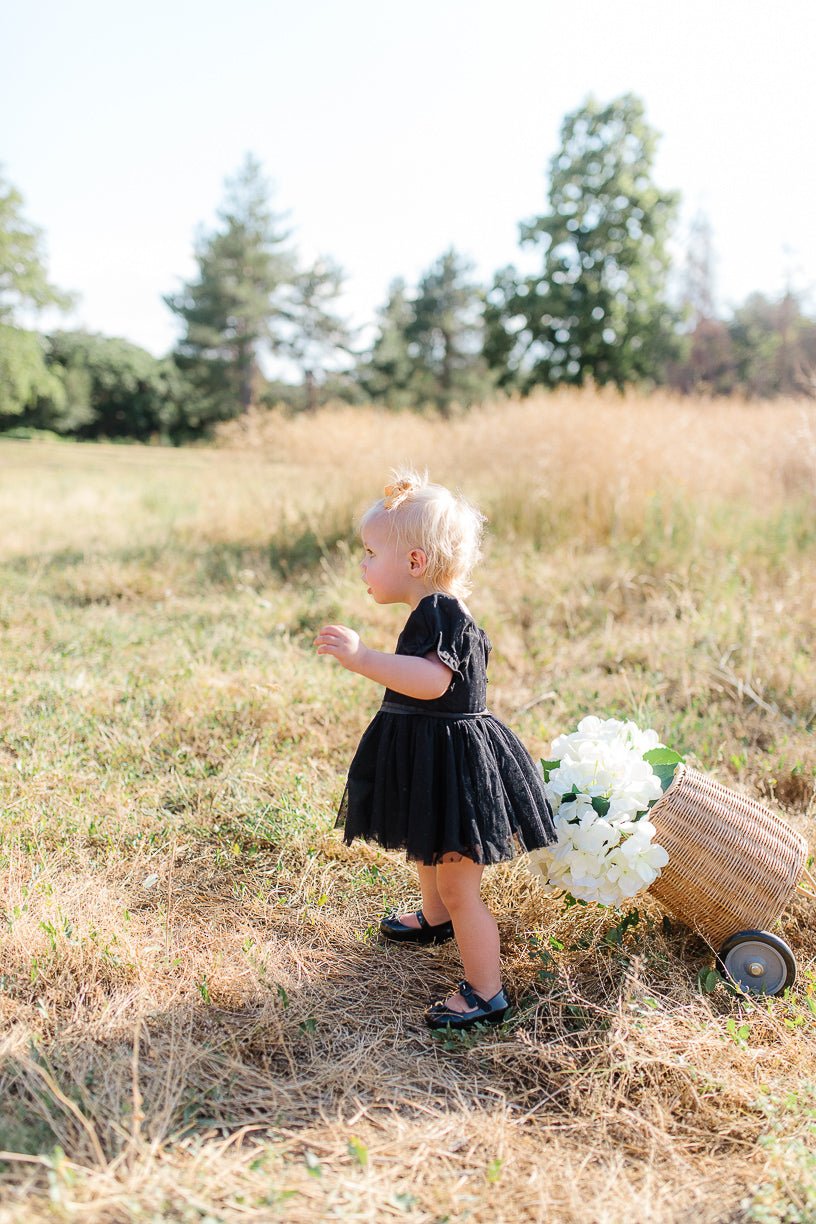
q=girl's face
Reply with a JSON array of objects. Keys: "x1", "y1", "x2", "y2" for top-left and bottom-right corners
[{"x1": 360, "y1": 515, "x2": 426, "y2": 606}]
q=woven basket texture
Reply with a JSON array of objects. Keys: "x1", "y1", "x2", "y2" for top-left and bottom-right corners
[{"x1": 649, "y1": 764, "x2": 807, "y2": 947}]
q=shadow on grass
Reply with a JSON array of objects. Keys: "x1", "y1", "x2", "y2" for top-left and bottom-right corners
[
  {"x1": 0, "y1": 837, "x2": 788, "y2": 1220},
  {"x1": 1, "y1": 522, "x2": 359, "y2": 602},
  {"x1": 0, "y1": 894, "x2": 579, "y2": 1172}
]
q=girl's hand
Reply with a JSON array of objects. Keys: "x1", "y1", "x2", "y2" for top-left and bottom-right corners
[
  {"x1": 314, "y1": 624, "x2": 368, "y2": 672},
  {"x1": 315, "y1": 626, "x2": 451, "y2": 699}
]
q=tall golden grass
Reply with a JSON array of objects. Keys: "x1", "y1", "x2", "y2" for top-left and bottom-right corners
[
  {"x1": 219, "y1": 386, "x2": 816, "y2": 542},
  {"x1": 0, "y1": 389, "x2": 815, "y2": 1222}
]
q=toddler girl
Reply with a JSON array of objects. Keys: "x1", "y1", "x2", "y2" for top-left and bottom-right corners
[{"x1": 315, "y1": 471, "x2": 554, "y2": 1029}]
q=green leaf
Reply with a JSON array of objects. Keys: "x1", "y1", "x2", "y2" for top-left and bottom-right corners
[
  {"x1": 540, "y1": 758, "x2": 560, "y2": 781},
  {"x1": 649, "y1": 761, "x2": 682, "y2": 794},
  {"x1": 697, "y1": 968, "x2": 723, "y2": 994},
  {"x1": 348, "y1": 1137, "x2": 369, "y2": 1168},
  {"x1": 486, "y1": 1158, "x2": 503, "y2": 1184},
  {"x1": 643, "y1": 748, "x2": 684, "y2": 766},
  {"x1": 590, "y1": 795, "x2": 610, "y2": 817}
]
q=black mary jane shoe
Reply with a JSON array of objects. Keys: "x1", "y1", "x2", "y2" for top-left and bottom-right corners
[
  {"x1": 424, "y1": 979, "x2": 509, "y2": 1030},
  {"x1": 379, "y1": 909, "x2": 455, "y2": 945}
]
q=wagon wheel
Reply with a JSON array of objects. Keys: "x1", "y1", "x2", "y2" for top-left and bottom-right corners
[{"x1": 716, "y1": 929, "x2": 797, "y2": 996}]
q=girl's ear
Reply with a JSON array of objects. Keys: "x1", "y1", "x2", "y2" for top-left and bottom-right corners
[{"x1": 408, "y1": 548, "x2": 428, "y2": 576}]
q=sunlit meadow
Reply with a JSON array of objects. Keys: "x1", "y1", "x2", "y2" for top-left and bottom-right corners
[{"x1": 1, "y1": 388, "x2": 815, "y2": 1222}]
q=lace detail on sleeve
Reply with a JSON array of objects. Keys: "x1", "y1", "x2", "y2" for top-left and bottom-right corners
[{"x1": 398, "y1": 594, "x2": 472, "y2": 676}]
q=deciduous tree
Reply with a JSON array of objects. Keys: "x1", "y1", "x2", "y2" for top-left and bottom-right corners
[
  {"x1": 30, "y1": 331, "x2": 186, "y2": 440},
  {"x1": 729, "y1": 291, "x2": 816, "y2": 397},
  {"x1": 0, "y1": 170, "x2": 72, "y2": 418},
  {"x1": 488, "y1": 95, "x2": 681, "y2": 390}
]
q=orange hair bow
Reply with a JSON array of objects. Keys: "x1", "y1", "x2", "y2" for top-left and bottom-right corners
[{"x1": 383, "y1": 477, "x2": 416, "y2": 511}]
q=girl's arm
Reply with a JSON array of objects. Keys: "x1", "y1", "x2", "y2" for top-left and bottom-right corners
[{"x1": 314, "y1": 623, "x2": 452, "y2": 700}]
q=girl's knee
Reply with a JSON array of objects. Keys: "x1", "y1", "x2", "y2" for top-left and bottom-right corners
[{"x1": 436, "y1": 861, "x2": 483, "y2": 910}]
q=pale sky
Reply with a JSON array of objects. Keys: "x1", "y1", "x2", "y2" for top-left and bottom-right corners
[{"x1": 3, "y1": 0, "x2": 816, "y2": 359}]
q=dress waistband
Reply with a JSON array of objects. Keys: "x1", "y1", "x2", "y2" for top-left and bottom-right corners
[{"x1": 380, "y1": 701, "x2": 489, "y2": 720}]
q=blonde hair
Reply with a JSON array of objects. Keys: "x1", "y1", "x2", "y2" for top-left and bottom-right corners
[{"x1": 361, "y1": 468, "x2": 486, "y2": 598}]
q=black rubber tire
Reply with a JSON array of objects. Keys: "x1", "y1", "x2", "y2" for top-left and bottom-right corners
[{"x1": 716, "y1": 929, "x2": 797, "y2": 996}]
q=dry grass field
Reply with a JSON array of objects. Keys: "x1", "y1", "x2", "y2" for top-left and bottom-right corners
[{"x1": 1, "y1": 389, "x2": 815, "y2": 1223}]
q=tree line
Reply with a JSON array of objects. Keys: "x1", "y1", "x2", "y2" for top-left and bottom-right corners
[{"x1": 2, "y1": 94, "x2": 814, "y2": 443}]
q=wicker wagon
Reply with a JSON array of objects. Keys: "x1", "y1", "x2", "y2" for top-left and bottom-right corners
[{"x1": 648, "y1": 764, "x2": 808, "y2": 995}]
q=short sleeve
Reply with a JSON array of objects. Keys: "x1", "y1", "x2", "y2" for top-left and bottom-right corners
[{"x1": 397, "y1": 594, "x2": 473, "y2": 676}]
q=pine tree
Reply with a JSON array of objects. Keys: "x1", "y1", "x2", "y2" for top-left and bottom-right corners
[
  {"x1": 165, "y1": 155, "x2": 295, "y2": 425},
  {"x1": 359, "y1": 253, "x2": 493, "y2": 413},
  {"x1": 286, "y1": 258, "x2": 353, "y2": 410},
  {"x1": 358, "y1": 278, "x2": 418, "y2": 409},
  {"x1": 406, "y1": 249, "x2": 493, "y2": 414}
]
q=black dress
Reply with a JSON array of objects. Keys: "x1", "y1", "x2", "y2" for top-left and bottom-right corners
[{"x1": 337, "y1": 593, "x2": 555, "y2": 866}]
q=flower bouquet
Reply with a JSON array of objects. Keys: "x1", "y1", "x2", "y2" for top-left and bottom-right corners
[{"x1": 526, "y1": 716, "x2": 684, "y2": 907}]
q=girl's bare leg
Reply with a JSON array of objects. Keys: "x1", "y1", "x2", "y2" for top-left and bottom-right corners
[
  {"x1": 435, "y1": 855, "x2": 501, "y2": 1010},
  {"x1": 397, "y1": 863, "x2": 451, "y2": 928}
]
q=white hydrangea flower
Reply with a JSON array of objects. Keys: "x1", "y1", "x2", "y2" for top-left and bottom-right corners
[
  {"x1": 546, "y1": 742, "x2": 663, "y2": 823},
  {"x1": 550, "y1": 716, "x2": 660, "y2": 757},
  {"x1": 529, "y1": 716, "x2": 671, "y2": 907}
]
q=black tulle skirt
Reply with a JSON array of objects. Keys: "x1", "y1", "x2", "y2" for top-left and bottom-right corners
[{"x1": 336, "y1": 702, "x2": 556, "y2": 866}]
